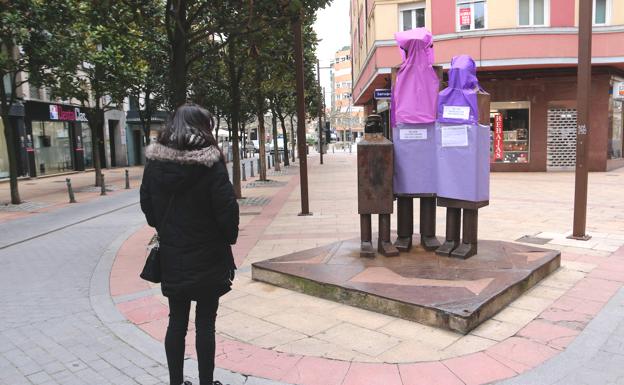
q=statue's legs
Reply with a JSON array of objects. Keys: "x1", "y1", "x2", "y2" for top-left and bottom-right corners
[
  {"x1": 394, "y1": 197, "x2": 413, "y2": 252},
  {"x1": 436, "y1": 208, "x2": 461, "y2": 256},
  {"x1": 378, "y1": 214, "x2": 399, "y2": 257},
  {"x1": 360, "y1": 214, "x2": 375, "y2": 258},
  {"x1": 451, "y1": 209, "x2": 478, "y2": 259},
  {"x1": 420, "y1": 197, "x2": 441, "y2": 251}
]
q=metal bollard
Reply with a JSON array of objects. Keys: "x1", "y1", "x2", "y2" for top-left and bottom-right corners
[
  {"x1": 349, "y1": 143, "x2": 352, "y2": 153},
  {"x1": 66, "y1": 178, "x2": 76, "y2": 203},
  {"x1": 333, "y1": 145, "x2": 335, "y2": 153},
  {"x1": 267, "y1": 154, "x2": 272, "y2": 169},
  {"x1": 250, "y1": 160, "x2": 255, "y2": 177},
  {"x1": 242, "y1": 162, "x2": 247, "y2": 181},
  {"x1": 125, "y1": 169, "x2": 130, "y2": 189},
  {"x1": 100, "y1": 174, "x2": 107, "y2": 196},
  {"x1": 257, "y1": 158, "x2": 261, "y2": 173}
]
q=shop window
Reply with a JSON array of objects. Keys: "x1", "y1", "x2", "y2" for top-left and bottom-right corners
[
  {"x1": 0, "y1": 119, "x2": 8, "y2": 179},
  {"x1": 594, "y1": 0, "x2": 611, "y2": 25},
  {"x1": 610, "y1": 100, "x2": 623, "y2": 159},
  {"x1": 399, "y1": 2, "x2": 426, "y2": 31},
  {"x1": 519, "y1": 0, "x2": 548, "y2": 26},
  {"x1": 32, "y1": 121, "x2": 73, "y2": 175},
  {"x1": 490, "y1": 102, "x2": 530, "y2": 164},
  {"x1": 457, "y1": 0, "x2": 487, "y2": 31}
]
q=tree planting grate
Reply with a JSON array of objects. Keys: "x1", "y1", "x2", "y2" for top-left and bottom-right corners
[
  {"x1": 0, "y1": 201, "x2": 51, "y2": 212},
  {"x1": 237, "y1": 196, "x2": 271, "y2": 206},
  {"x1": 516, "y1": 235, "x2": 552, "y2": 245},
  {"x1": 243, "y1": 180, "x2": 286, "y2": 189},
  {"x1": 267, "y1": 167, "x2": 297, "y2": 176}
]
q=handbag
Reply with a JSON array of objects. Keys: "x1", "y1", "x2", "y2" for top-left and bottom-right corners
[{"x1": 140, "y1": 195, "x2": 175, "y2": 283}]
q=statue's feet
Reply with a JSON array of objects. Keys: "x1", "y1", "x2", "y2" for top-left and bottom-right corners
[
  {"x1": 378, "y1": 241, "x2": 400, "y2": 257},
  {"x1": 435, "y1": 240, "x2": 458, "y2": 257},
  {"x1": 360, "y1": 242, "x2": 375, "y2": 258},
  {"x1": 450, "y1": 243, "x2": 477, "y2": 259},
  {"x1": 421, "y1": 236, "x2": 441, "y2": 251},
  {"x1": 394, "y1": 236, "x2": 412, "y2": 252}
]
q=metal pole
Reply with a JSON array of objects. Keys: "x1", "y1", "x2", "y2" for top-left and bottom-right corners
[
  {"x1": 242, "y1": 162, "x2": 247, "y2": 181},
  {"x1": 125, "y1": 169, "x2": 130, "y2": 189},
  {"x1": 293, "y1": 12, "x2": 311, "y2": 215},
  {"x1": 100, "y1": 174, "x2": 106, "y2": 196},
  {"x1": 317, "y1": 60, "x2": 324, "y2": 165},
  {"x1": 66, "y1": 178, "x2": 76, "y2": 203},
  {"x1": 571, "y1": 0, "x2": 593, "y2": 240},
  {"x1": 250, "y1": 159, "x2": 255, "y2": 178}
]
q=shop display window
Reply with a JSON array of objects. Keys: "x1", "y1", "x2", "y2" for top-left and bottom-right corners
[
  {"x1": 81, "y1": 123, "x2": 94, "y2": 168},
  {"x1": 32, "y1": 121, "x2": 73, "y2": 175},
  {"x1": 610, "y1": 100, "x2": 623, "y2": 159},
  {"x1": 490, "y1": 102, "x2": 530, "y2": 164},
  {"x1": 0, "y1": 119, "x2": 9, "y2": 179}
]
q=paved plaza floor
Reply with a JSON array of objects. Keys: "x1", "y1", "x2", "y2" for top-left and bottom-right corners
[{"x1": 1, "y1": 149, "x2": 624, "y2": 384}]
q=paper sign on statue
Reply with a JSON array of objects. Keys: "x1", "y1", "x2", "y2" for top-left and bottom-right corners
[
  {"x1": 442, "y1": 106, "x2": 471, "y2": 120},
  {"x1": 400, "y1": 128, "x2": 427, "y2": 140},
  {"x1": 441, "y1": 125, "x2": 469, "y2": 147}
]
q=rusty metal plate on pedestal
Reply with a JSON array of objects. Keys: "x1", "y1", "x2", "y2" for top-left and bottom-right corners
[{"x1": 357, "y1": 137, "x2": 394, "y2": 215}]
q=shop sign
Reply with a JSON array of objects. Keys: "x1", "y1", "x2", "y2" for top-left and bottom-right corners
[
  {"x1": 49, "y1": 104, "x2": 77, "y2": 121},
  {"x1": 374, "y1": 89, "x2": 391, "y2": 99},
  {"x1": 460, "y1": 8, "x2": 471, "y2": 26},
  {"x1": 494, "y1": 114, "x2": 504, "y2": 160},
  {"x1": 614, "y1": 82, "x2": 624, "y2": 100},
  {"x1": 75, "y1": 108, "x2": 88, "y2": 122}
]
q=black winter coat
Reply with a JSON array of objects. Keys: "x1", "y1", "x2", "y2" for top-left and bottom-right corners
[{"x1": 140, "y1": 143, "x2": 239, "y2": 299}]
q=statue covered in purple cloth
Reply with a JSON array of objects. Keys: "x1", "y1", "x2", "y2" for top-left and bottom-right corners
[
  {"x1": 391, "y1": 28, "x2": 441, "y2": 252},
  {"x1": 435, "y1": 55, "x2": 491, "y2": 259}
]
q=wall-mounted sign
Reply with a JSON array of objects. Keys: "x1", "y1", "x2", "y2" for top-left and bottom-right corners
[
  {"x1": 49, "y1": 105, "x2": 59, "y2": 120},
  {"x1": 494, "y1": 113, "x2": 504, "y2": 161},
  {"x1": 614, "y1": 82, "x2": 624, "y2": 100},
  {"x1": 460, "y1": 8, "x2": 471, "y2": 26},
  {"x1": 49, "y1": 104, "x2": 77, "y2": 121},
  {"x1": 75, "y1": 108, "x2": 88, "y2": 122},
  {"x1": 374, "y1": 89, "x2": 391, "y2": 100}
]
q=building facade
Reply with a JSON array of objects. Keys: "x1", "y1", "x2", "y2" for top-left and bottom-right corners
[
  {"x1": 1, "y1": 80, "x2": 128, "y2": 180},
  {"x1": 351, "y1": 0, "x2": 624, "y2": 171},
  {"x1": 330, "y1": 46, "x2": 364, "y2": 141}
]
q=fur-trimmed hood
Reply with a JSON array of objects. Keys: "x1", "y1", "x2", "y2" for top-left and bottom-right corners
[{"x1": 145, "y1": 143, "x2": 221, "y2": 167}]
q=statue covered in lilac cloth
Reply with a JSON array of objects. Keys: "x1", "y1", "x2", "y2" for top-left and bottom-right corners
[
  {"x1": 435, "y1": 55, "x2": 491, "y2": 259},
  {"x1": 391, "y1": 28, "x2": 441, "y2": 252}
]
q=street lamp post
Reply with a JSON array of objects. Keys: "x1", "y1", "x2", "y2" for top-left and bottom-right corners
[
  {"x1": 571, "y1": 0, "x2": 593, "y2": 240},
  {"x1": 317, "y1": 60, "x2": 323, "y2": 165}
]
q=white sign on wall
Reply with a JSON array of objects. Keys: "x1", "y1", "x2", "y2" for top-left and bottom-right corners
[
  {"x1": 614, "y1": 82, "x2": 624, "y2": 101},
  {"x1": 441, "y1": 125, "x2": 469, "y2": 147}
]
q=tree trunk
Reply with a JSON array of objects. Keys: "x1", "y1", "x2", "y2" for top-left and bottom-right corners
[
  {"x1": 227, "y1": 47, "x2": 242, "y2": 199},
  {"x1": 170, "y1": 0, "x2": 188, "y2": 107},
  {"x1": 254, "y1": 64, "x2": 267, "y2": 181},
  {"x1": 86, "y1": 109, "x2": 104, "y2": 187},
  {"x1": 278, "y1": 113, "x2": 289, "y2": 166},
  {"x1": 290, "y1": 114, "x2": 296, "y2": 162},
  {"x1": 270, "y1": 101, "x2": 281, "y2": 172},
  {"x1": 1, "y1": 115, "x2": 21, "y2": 204}
]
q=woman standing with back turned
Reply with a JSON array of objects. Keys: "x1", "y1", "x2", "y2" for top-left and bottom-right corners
[{"x1": 140, "y1": 103, "x2": 239, "y2": 385}]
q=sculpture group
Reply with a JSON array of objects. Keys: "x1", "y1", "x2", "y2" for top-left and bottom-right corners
[{"x1": 358, "y1": 28, "x2": 491, "y2": 260}]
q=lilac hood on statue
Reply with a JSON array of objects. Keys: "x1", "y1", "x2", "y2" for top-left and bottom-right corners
[{"x1": 391, "y1": 28, "x2": 439, "y2": 127}]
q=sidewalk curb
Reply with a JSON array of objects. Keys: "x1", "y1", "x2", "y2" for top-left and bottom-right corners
[
  {"x1": 89, "y1": 217, "x2": 291, "y2": 385},
  {"x1": 497, "y1": 286, "x2": 624, "y2": 384}
]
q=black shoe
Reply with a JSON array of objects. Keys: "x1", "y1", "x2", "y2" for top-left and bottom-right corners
[
  {"x1": 182, "y1": 381, "x2": 192, "y2": 385},
  {"x1": 213, "y1": 381, "x2": 224, "y2": 385}
]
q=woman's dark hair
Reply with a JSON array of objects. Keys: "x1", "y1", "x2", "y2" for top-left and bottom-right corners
[{"x1": 158, "y1": 103, "x2": 219, "y2": 152}]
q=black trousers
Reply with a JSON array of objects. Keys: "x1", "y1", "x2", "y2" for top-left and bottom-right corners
[{"x1": 166, "y1": 295, "x2": 219, "y2": 385}]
